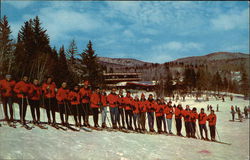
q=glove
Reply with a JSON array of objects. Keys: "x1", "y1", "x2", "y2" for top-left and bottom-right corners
[
  {"x1": 72, "y1": 97, "x2": 77, "y2": 101},
  {"x1": 1, "y1": 89, "x2": 7, "y2": 93},
  {"x1": 82, "y1": 95, "x2": 89, "y2": 100},
  {"x1": 159, "y1": 108, "x2": 163, "y2": 112},
  {"x1": 46, "y1": 88, "x2": 51, "y2": 93},
  {"x1": 32, "y1": 90, "x2": 37, "y2": 96}
]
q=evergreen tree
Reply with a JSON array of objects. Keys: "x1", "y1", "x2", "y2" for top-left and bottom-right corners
[
  {"x1": 240, "y1": 69, "x2": 249, "y2": 99},
  {"x1": 66, "y1": 39, "x2": 77, "y2": 64},
  {"x1": 0, "y1": 15, "x2": 14, "y2": 75},
  {"x1": 79, "y1": 40, "x2": 103, "y2": 87}
]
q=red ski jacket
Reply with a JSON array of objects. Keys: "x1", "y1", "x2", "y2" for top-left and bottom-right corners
[
  {"x1": 198, "y1": 113, "x2": 207, "y2": 125},
  {"x1": 90, "y1": 92, "x2": 101, "y2": 108},
  {"x1": 155, "y1": 103, "x2": 165, "y2": 117},
  {"x1": 0, "y1": 79, "x2": 16, "y2": 97},
  {"x1": 28, "y1": 84, "x2": 42, "y2": 101},
  {"x1": 146, "y1": 100, "x2": 156, "y2": 112},
  {"x1": 42, "y1": 82, "x2": 57, "y2": 98},
  {"x1": 207, "y1": 114, "x2": 217, "y2": 126},
  {"x1": 132, "y1": 100, "x2": 140, "y2": 114},
  {"x1": 79, "y1": 88, "x2": 92, "y2": 104},
  {"x1": 101, "y1": 93, "x2": 107, "y2": 107},
  {"x1": 118, "y1": 95, "x2": 124, "y2": 109},
  {"x1": 138, "y1": 100, "x2": 147, "y2": 113},
  {"x1": 165, "y1": 106, "x2": 174, "y2": 119},
  {"x1": 174, "y1": 107, "x2": 182, "y2": 119},
  {"x1": 56, "y1": 87, "x2": 69, "y2": 104},
  {"x1": 107, "y1": 93, "x2": 119, "y2": 108},
  {"x1": 190, "y1": 112, "x2": 198, "y2": 123},
  {"x1": 182, "y1": 109, "x2": 191, "y2": 122},
  {"x1": 68, "y1": 91, "x2": 80, "y2": 105},
  {"x1": 14, "y1": 81, "x2": 31, "y2": 98},
  {"x1": 123, "y1": 96, "x2": 133, "y2": 110}
]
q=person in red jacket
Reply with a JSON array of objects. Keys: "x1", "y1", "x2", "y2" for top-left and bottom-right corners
[
  {"x1": 155, "y1": 99, "x2": 165, "y2": 133},
  {"x1": 28, "y1": 79, "x2": 42, "y2": 124},
  {"x1": 90, "y1": 87, "x2": 101, "y2": 128},
  {"x1": 56, "y1": 82, "x2": 70, "y2": 126},
  {"x1": 190, "y1": 107, "x2": 198, "y2": 138},
  {"x1": 117, "y1": 89, "x2": 125, "y2": 129},
  {"x1": 198, "y1": 108, "x2": 209, "y2": 140},
  {"x1": 132, "y1": 95, "x2": 140, "y2": 132},
  {"x1": 146, "y1": 94, "x2": 156, "y2": 132},
  {"x1": 14, "y1": 75, "x2": 30, "y2": 125},
  {"x1": 175, "y1": 104, "x2": 183, "y2": 136},
  {"x1": 182, "y1": 105, "x2": 191, "y2": 137},
  {"x1": 165, "y1": 101, "x2": 174, "y2": 134},
  {"x1": 138, "y1": 93, "x2": 147, "y2": 132},
  {"x1": 42, "y1": 76, "x2": 57, "y2": 125},
  {"x1": 123, "y1": 91, "x2": 134, "y2": 130},
  {"x1": 207, "y1": 110, "x2": 217, "y2": 141},
  {"x1": 107, "y1": 88, "x2": 119, "y2": 129},
  {"x1": 79, "y1": 80, "x2": 92, "y2": 127},
  {"x1": 68, "y1": 85, "x2": 81, "y2": 127},
  {"x1": 100, "y1": 89, "x2": 108, "y2": 128},
  {"x1": 0, "y1": 74, "x2": 16, "y2": 123}
]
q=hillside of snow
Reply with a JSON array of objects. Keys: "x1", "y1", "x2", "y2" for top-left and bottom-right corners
[{"x1": 0, "y1": 94, "x2": 249, "y2": 160}]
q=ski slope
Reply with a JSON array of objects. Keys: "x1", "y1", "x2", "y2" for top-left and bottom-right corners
[{"x1": 0, "y1": 94, "x2": 249, "y2": 160}]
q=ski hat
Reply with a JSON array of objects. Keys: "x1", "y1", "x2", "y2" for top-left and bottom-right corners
[
  {"x1": 84, "y1": 80, "x2": 89, "y2": 86},
  {"x1": 141, "y1": 93, "x2": 145, "y2": 98},
  {"x1": 5, "y1": 74, "x2": 11, "y2": 78}
]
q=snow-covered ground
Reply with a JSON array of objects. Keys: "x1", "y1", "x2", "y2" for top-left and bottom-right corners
[{"x1": 0, "y1": 94, "x2": 249, "y2": 160}]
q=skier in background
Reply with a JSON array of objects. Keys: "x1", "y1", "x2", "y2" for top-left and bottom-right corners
[
  {"x1": 244, "y1": 106, "x2": 248, "y2": 119},
  {"x1": 231, "y1": 106, "x2": 236, "y2": 121}
]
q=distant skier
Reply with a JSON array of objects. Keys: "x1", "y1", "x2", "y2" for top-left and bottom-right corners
[
  {"x1": 207, "y1": 110, "x2": 217, "y2": 141},
  {"x1": 14, "y1": 75, "x2": 30, "y2": 125},
  {"x1": 0, "y1": 74, "x2": 16, "y2": 124},
  {"x1": 198, "y1": 108, "x2": 209, "y2": 140},
  {"x1": 207, "y1": 105, "x2": 209, "y2": 111},
  {"x1": 175, "y1": 104, "x2": 183, "y2": 136},
  {"x1": 164, "y1": 100, "x2": 174, "y2": 134},
  {"x1": 209, "y1": 105, "x2": 212, "y2": 111},
  {"x1": 222, "y1": 96, "x2": 225, "y2": 102},
  {"x1": 230, "y1": 95, "x2": 233, "y2": 101},
  {"x1": 182, "y1": 105, "x2": 191, "y2": 137},
  {"x1": 216, "y1": 104, "x2": 219, "y2": 112},
  {"x1": 56, "y1": 82, "x2": 70, "y2": 126},
  {"x1": 244, "y1": 106, "x2": 248, "y2": 119},
  {"x1": 190, "y1": 107, "x2": 198, "y2": 138},
  {"x1": 231, "y1": 106, "x2": 236, "y2": 121},
  {"x1": 90, "y1": 87, "x2": 101, "y2": 128},
  {"x1": 237, "y1": 108, "x2": 242, "y2": 121}
]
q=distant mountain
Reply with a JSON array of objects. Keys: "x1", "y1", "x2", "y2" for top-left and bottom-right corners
[
  {"x1": 172, "y1": 52, "x2": 249, "y2": 64},
  {"x1": 97, "y1": 57, "x2": 151, "y2": 67}
]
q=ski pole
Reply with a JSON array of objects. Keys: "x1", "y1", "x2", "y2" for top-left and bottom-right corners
[{"x1": 216, "y1": 127, "x2": 221, "y2": 141}]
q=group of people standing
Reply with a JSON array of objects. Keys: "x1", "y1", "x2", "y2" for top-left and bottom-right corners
[{"x1": 1, "y1": 74, "x2": 217, "y2": 141}]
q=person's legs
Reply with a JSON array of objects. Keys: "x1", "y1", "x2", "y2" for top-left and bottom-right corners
[
  {"x1": 35, "y1": 100, "x2": 40, "y2": 122},
  {"x1": 125, "y1": 110, "x2": 129, "y2": 129},
  {"x1": 128, "y1": 110, "x2": 133, "y2": 129},
  {"x1": 29, "y1": 100, "x2": 36, "y2": 122},
  {"x1": 2, "y1": 97, "x2": 9, "y2": 120},
  {"x1": 44, "y1": 98, "x2": 51, "y2": 123}
]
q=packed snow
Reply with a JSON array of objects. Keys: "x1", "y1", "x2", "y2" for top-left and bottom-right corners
[{"x1": 0, "y1": 93, "x2": 249, "y2": 160}]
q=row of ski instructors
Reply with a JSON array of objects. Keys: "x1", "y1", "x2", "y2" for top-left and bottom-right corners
[{"x1": 0, "y1": 75, "x2": 217, "y2": 140}]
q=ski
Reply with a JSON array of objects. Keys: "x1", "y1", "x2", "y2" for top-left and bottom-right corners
[
  {"x1": 34, "y1": 124, "x2": 48, "y2": 129},
  {"x1": 212, "y1": 140, "x2": 232, "y2": 145},
  {"x1": 87, "y1": 126, "x2": 103, "y2": 131},
  {"x1": 8, "y1": 122, "x2": 17, "y2": 128},
  {"x1": 66, "y1": 125, "x2": 79, "y2": 132},
  {"x1": 50, "y1": 124, "x2": 60, "y2": 130},
  {"x1": 21, "y1": 124, "x2": 33, "y2": 130},
  {"x1": 80, "y1": 127, "x2": 92, "y2": 132}
]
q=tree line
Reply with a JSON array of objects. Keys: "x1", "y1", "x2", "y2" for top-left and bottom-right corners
[{"x1": 0, "y1": 15, "x2": 103, "y2": 88}]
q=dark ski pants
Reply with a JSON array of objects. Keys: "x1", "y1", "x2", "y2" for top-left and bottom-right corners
[
  {"x1": 18, "y1": 97, "x2": 28, "y2": 124},
  {"x1": 185, "y1": 121, "x2": 191, "y2": 137},
  {"x1": 175, "y1": 118, "x2": 182, "y2": 135},
  {"x1": 156, "y1": 116, "x2": 163, "y2": 132},
  {"x1": 199, "y1": 124, "x2": 208, "y2": 139},
  {"x1": 139, "y1": 112, "x2": 146, "y2": 131},
  {"x1": 163, "y1": 116, "x2": 167, "y2": 132},
  {"x1": 110, "y1": 107, "x2": 119, "y2": 127},
  {"x1": 29, "y1": 99, "x2": 40, "y2": 122},
  {"x1": 125, "y1": 109, "x2": 133, "y2": 129},
  {"x1": 1, "y1": 96, "x2": 14, "y2": 121},
  {"x1": 58, "y1": 103, "x2": 69, "y2": 124},
  {"x1": 190, "y1": 122, "x2": 196, "y2": 137},
  {"x1": 209, "y1": 125, "x2": 216, "y2": 140},
  {"x1": 232, "y1": 113, "x2": 235, "y2": 121},
  {"x1": 44, "y1": 98, "x2": 56, "y2": 123},
  {"x1": 81, "y1": 103, "x2": 90, "y2": 125},
  {"x1": 92, "y1": 108, "x2": 99, "y2": 126},
  {"x1": 118, "y1": 107, "x2": 125, "y2": 127},
  {"x1": 71, "y1": 104, "x2": 80, "y2": 125},
  {"x1": 147, "y1": 112, "x2": 155, "y2": 131},
  {"x1": 133, "y1": 113, "x2": 139, "y2": 129}
]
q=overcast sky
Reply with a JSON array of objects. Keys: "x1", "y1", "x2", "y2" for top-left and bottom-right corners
[{"x1": 1, "y1": 1, "x2": 249, "y2": 63}]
